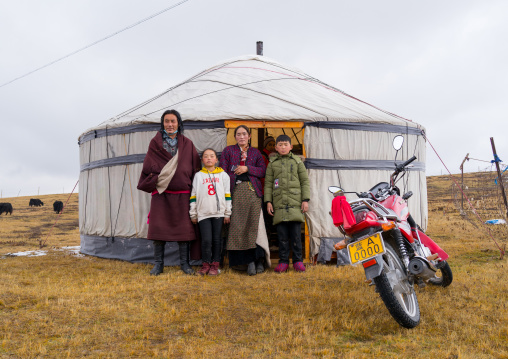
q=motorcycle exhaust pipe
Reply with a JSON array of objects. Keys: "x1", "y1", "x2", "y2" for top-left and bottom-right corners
[{"x1": 408, "y1": 256, "x2": 437, "y2": 281}]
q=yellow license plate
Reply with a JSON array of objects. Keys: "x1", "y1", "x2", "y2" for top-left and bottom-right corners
[{"x1": 347, "y1": 232, "x2": 385, "y2": 265}]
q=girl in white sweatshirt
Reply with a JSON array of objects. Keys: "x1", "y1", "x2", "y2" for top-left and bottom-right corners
[{"x1": 190, "y1": 148, "x2": 232, "y2": 275}]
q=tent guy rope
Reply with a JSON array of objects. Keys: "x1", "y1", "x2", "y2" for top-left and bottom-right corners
[
  {"x1": 40, "y1": 180, "x2": 79, "y2": 249},
  {"x1": 422, "y1": 132, "x2": 505, "y2": 259}
]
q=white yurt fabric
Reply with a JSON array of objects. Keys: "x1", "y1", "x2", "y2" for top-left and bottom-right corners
[{"x1": 78, "y1": 55, "x2": 426, "y2": 264}]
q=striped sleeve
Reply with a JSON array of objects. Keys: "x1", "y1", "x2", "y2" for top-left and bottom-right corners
[{"x1": 223, "y1": 172, "x2": 232, "y2": 218}]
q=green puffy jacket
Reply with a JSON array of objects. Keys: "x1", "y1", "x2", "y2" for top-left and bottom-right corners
[{"x1": 264, "y1": 152, "x2": 310, "y2": 225}]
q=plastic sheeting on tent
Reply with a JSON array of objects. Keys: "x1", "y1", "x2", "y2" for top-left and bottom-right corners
[{"x1": 78, "y1": 55, "x2": 426, "y2": 264}]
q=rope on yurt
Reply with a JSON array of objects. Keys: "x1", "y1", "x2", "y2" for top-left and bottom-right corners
[
  {"x1": 402, "y1": 123, "x2": 411, "y2": 195},
  {"x1": 113, "y1": 57, "x2": 310, "y2": 121},
  {"x1": 140, "y1": 77, "x2": 328, "y2": 118},
  {"x1": 105, "y1": 126, "x2": 114, "y2": 243},
  {"x1": 422, "y1": 132, "x2": 505, "y2": 257},
  {"x1": 123, "y1": 133, "x2": 139, "y2": 236},
  {"x1": 110, "y1": 134, "x2": 129, "y2": 238},
  {"x1": 111, "y1": 59, "x2": 239, "y2": 121},
  {"x1": 325, "y1": 123, "x2": 342, "y2": 188},
  {"x1": 408, "y1": 125, "x2": 424, "y2": 225},
  {"x1": 83, "y1": 135, "x2": 93, "y2": 228},
  {"x1": 112, "y1": 163, "x2": 128, "y2": 238}
]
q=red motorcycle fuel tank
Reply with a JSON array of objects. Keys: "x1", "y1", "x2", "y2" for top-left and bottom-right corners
[
  {"x1": 380, "y1": 194, "x2": 413, "y2": 242},
  {"x1": 380, "y1": 194, "x2": 410, "y2": 221}
]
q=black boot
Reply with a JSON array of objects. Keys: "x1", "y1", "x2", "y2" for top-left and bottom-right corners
[
  {"x1": 150, "y1": 241, "x2": 165, "y2": 276},
  {"x1": 256, "y1": 258, "x2": 265, "y2": 274},
  {"x1": 178, "y1": 241, "x2": 195, "y2": 275},
  {"x1": 247, "y1": 261, "x2": 256, "y2": 276}
]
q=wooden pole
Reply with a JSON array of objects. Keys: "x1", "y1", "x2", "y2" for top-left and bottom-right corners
[
  {"x1": 490, "y1": 137, "x2": 508, "y2": 218},
  {"x1": 460, "y1": 153, "x2": 469, "y2": 211}
]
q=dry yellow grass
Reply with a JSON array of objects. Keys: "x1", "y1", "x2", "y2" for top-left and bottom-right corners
[
  {"x1": 0, "y1": 193, "x2": 79, "y2": 252},
  {"x1": 0, "y1": 179, "x2": 507, "y2": 358}
]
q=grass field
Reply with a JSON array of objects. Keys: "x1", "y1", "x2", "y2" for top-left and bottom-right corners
[{"x1": 0, "y1": 177, "x2": 507, "y2": 358}]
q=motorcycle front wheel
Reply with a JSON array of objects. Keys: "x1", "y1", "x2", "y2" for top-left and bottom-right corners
[
  {"x1": 428, "y1": 260, "x2": 453, "y2": 287},
  {"x1": 374, "y1": 242, "x2": 420, "y2": 328}
]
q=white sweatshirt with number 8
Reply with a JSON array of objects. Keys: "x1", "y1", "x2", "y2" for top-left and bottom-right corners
[{"x1": 189, "y1": 167, "x2": 232, "y2": 222}]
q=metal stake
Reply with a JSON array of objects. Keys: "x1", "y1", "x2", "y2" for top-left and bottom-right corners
[{"x1": 490, "y1": 137, "x2": 508, "y2": 218}]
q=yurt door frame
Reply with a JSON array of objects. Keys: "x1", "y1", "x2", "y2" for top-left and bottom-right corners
[{"x1": 224, "y1": 120, "x2": 310, "y2": 263}]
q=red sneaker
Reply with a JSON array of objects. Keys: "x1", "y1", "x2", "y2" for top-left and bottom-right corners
[
  {"x1": 208, "y1": 262, "x2": 220, "y2": 276},
  {"x1": 274, "y1": 263, "x2": 289, "y2": 273},
  {"x1": 198, "y1": 262, "x2": 210, "y2": 276},
  {"x1": 293, "y1": 262, "x2": 306, "y2": 272}
]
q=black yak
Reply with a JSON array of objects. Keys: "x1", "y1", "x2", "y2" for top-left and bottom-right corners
[
  {"x1": 29, "y1": 198, "x2": 44, "y2": 207},
  {"x1": 0, "y1": 203, "x2": 13, "y2": 215},
  {"x1": 53, "y1": 201, "x2": 64, "y2": 214}
]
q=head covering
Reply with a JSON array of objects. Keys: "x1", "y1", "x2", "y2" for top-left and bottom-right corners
[{"x1": 263, "y1": 136, "x2": 275, "y2": 148}]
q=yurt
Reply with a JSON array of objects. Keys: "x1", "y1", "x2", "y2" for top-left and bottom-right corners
[{"x1": 78, "y1": 55, "x2": 426, "y2": 264}]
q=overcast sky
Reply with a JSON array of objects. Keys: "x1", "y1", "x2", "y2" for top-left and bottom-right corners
[{"x1": 1, "y1": 0, "x2": 507, "y2": 198}]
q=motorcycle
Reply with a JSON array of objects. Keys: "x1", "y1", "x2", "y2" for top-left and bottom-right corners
[{"x1": 328, "y1": 135, "x2": 452, "y2": 328}]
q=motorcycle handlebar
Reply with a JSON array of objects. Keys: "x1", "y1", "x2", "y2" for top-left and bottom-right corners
[
  {"x1": 396, "y1": 155, "x2": 417, "y2": 172},
  {"x1": 402, "y1": 155, "x2": 417, "y2": 168}
]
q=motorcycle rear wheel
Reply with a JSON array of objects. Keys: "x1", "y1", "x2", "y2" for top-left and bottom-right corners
[
  {"x1": 374, "y1": 243, "x2": 420, "y2": 328},
  {"x1": 428, "y1": 261, "x2": 453, "y2": 287}
]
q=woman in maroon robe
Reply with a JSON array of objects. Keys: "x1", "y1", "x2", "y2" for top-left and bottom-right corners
[{"x1": 137, "y1": 110, "x2": 201, "y2": 275}]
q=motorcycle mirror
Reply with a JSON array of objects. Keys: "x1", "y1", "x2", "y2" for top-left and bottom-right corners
[
  {"x1": 328, "y1": 186, "x2": 344, "y2": 195},
  {"x1": 393, "y1": 135, "x2": 404, "y2": 151}
]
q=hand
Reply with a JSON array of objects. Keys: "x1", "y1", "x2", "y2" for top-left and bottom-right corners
[
  {"x1": 191, "y1": 218, "x2": 198, "y2": 224},
  {"x1": 267, "y1": 202, "x2": 274, "y2": 216},
  {"x1": 234, "y1": 166, "x2": 248, "y2": 175},
  {"x1": 224, "y1": 217, "x2": 230, "y2": 224},
  {"x1": 301, "y1": 202, "x2": 309, "y2": 213}
]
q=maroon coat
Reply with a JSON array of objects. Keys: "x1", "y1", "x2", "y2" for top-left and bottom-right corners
[
  {"x1": 219, "y1": 145, "x2": 266, "y2": 198},
  {"x1": 138, "y1": 132, "x2": 201, "y2": 250}
]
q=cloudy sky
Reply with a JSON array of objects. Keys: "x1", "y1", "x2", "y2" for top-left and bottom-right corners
[{"x1": 1, "y1": 0, "x2": 507, "y2": 197}]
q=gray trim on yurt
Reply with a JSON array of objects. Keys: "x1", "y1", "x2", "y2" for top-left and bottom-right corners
[
  {"x1": 304, "y1": 159, "x2": 425, "y2": 171},
  {"x1": 78, "y1": 120, "x2": 225, "y2": 144},
  {"x1": 305, "y1": 121, "x2": 423, "y2": 135},
  {"x1": 80, "y1": 154, "x2": 147, "y2": 171},
  {"x1": 80, "y1": 235, "x2": 202, "y2": 265},
  {"x1": 80, "y1": 156, "x2": 425, "y2": 172}
]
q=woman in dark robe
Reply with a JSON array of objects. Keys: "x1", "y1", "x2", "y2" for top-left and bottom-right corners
[
  {"x1": 137, "y1": 109, "x2": 201, "y2": 275},
  {"x1": 220, "y1": 125, "x2": 268, "y2": 275}
]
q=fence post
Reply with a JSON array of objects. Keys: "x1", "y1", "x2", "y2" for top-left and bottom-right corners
[
  {"x1": 460, "y1": 153, "x2": 469, "y2": 211},
  {"x1": 490, "y1": 137, "x2": 508, "y2": 218}
]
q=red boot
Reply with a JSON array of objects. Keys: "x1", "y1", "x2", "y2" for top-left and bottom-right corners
[
  {"x1": 198, "y1": 262, "x2": 210, "y2": 276},
  {"x1": 208, "y1": 262, "x2": 220, "y2": 276}
]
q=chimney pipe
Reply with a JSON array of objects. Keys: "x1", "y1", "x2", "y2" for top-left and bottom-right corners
[{"x1": 256, "y1": 41, "x2": 263, "y2": 56}]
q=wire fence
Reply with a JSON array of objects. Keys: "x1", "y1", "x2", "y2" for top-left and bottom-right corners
[{"x1": 451, "y1": 168, "x2": 508, "y2": 244}]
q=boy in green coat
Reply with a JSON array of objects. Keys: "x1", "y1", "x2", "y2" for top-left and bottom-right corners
[{"x1": 264, "y1": 135, "x2": 310, "y2": 272}]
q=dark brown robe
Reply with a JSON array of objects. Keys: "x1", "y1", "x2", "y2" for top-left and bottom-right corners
[{"x1": 137, "y1": 132, "x2": 201, "y2": 252}]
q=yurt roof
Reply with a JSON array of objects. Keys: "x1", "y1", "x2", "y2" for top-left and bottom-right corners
[{"x1": 80, "y1": 55, "x2": 422, "y2": 137}]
